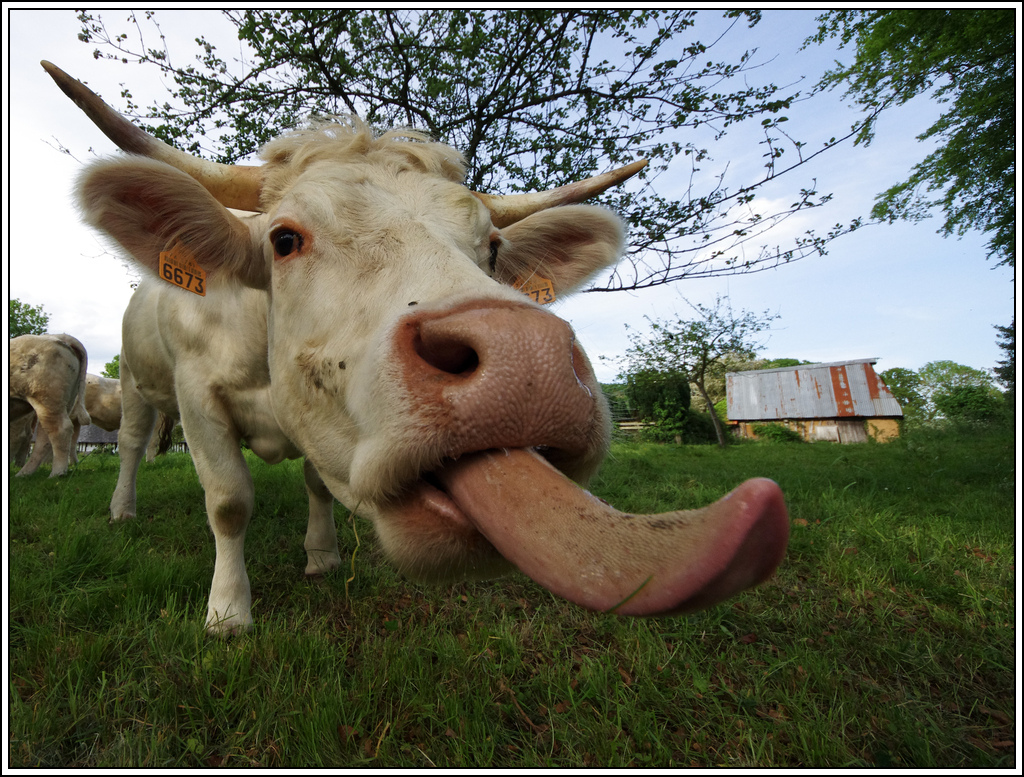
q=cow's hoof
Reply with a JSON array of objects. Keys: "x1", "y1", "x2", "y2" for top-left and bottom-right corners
[
  {"x1": 305, "y1": 551, "x2": 343, "y2": 576},
  {"x1": 205, "y1": 613, "x2": 253, "y2": 637}
]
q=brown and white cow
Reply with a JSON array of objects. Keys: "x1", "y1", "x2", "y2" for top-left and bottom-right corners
[
  {"x1": 9, "y1": 332, "x2": 90, "y2": 477},
  {"x1": 44, "y1": 61, "x2": 789, "y2": 634}
]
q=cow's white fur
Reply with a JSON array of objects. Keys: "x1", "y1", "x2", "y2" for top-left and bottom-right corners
[
  {"x1": 78, "y1": 118, "x2": 625, "y2": 633},
  {"x1": 20, "y1": 374, "x2": 176, "y2": 465},
  {"x1": 8, "y1": 333, "x2": 90, "y2": 477},
  {"x1": 83, "y1": 373, "x2": 122, "y2": 431},
  {"x1": 8, "y1": 412, "x2": 36, "y2": 468}
]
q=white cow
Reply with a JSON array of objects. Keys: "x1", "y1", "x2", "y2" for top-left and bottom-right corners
[
  {"x1": 12, "y1": 374, "x2": 172, "y2": 466},
  {"x1": 9, "y1": 412, "x2": 36, "y2": 468},
  {"x1": 82, "y1": 373, "x2": 177, "y2": 460},
  {"x1": 9, "y1": 332, "x2": 90, "y2": 477},
  {"x1": 83, "y1": 373, "x2": 122, "y2": 431},
  {"x1": 45, "y1": 61, "x2": 789, "y2": 634}
]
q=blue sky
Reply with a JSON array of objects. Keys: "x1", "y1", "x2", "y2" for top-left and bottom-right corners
[{"x1": 5, "y1": 8, "x2": 1018, "y2": 385}]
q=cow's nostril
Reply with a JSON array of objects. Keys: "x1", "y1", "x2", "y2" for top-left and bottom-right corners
[{"x1": 415, "y1": 334, "x2": 480, "y2": 375}]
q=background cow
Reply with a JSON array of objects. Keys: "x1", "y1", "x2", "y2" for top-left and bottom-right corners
[
  {"x1": 45, "y1": 60, "x2": 788, "y2": 634},
  {"x1": 80, "y1": 373, "x2": 177, "y2": 461},
  {"x1": 8, "y1": 412, "x2": 36, "y2": 468},
  {"x1": 9, "y1": 332, "x2": 90, "y2": 477},
  {"x1": 83, "y1": 373, "x2": 121, "y2": 431},
  {"x1": 13, "y1": 372, "x2": 181, "y2": 467}
]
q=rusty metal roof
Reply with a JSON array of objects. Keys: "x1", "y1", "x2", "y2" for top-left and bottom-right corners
[{"x1": 726, "y1": 359, "x2": 903, "y2": 421}]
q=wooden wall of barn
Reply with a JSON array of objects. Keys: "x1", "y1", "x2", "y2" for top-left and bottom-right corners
[{"x1": 733, "y1": 417, "x2": 900, "y2": 444}]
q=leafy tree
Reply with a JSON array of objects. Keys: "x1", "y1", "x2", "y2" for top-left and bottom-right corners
[
  {"x1": 618, "y1": 296, "x2": 777, "y2": 446},
  {"x1": 916, "y1": 360, "x2": 997, "y2": 422},
  {"x1": 625, "y1": 369, "x2": 691, "y2": 421},
  {"x1": 75, "y1": 9, "x2": 872, "y2": 290},
  {"x1": 993, "y1": 319, "x2": 1014, "y2": 399},
  {"x1": 879, "y1": 366, "x2": 926, "y2": 420},
  {"x1": 759, "y1": 357, "x2": 812, "y2": 370},
  {"x1": 713, "y1": 397, "x2": 729, "y2": 423},
  {"x1": 9, "y1": 299, "x2": 49, "y2": 338},
  {"x1": 102, "y1": 354, "x2": 120, "y2": 379},
  {"x1": 807, "y1": 9, "x2": 1016, "y2": 268},
  {"x1": 933, "y1": 384, "x2": 1005, "y2": 424},
  {"x1": 622, "y1": 369, "x2": 692, "y2": 442}
]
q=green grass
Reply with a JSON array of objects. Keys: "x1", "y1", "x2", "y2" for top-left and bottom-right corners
[{"x1": 7, "y1": 425, "x2": 1016, "y2": 767}]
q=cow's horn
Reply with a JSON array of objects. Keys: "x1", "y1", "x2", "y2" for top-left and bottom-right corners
[
  {"x1": 42, "y1": 60, "x2": 263, "y2": 212},
  {"x1": 474, "y1": 159, "x2": 647, "y2": 228}
]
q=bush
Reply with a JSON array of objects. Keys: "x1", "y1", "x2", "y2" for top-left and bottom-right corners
[
  {"x1": 933, "y1": 385, "x2": 1007, "y2": 423},
  {"x1": 636, "y1": 401, "x2": 686, "y2": 443},
  {"x1": 625, "y1": 369, "x2": 691, "y2": 421},
  {"x1": 638, "y1": 407, "x2": 720, "y2": 444},
  {"x1": 751, "y1": 422, "x2": 804, "y2": 443},
  {"x1": 680, "y1": 411, "x2": 721, "y2": 444},
  {"x1": 713, "y1": 397, "x2": 729, "y2": 423}
]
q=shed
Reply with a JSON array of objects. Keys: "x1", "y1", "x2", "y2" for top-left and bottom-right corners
[
  {"x1": 74, "y1": 424, "x2": 190, "y2": 455},
  {"x1": 76, "y1": 424, "x2": 120, "y2": 453},
  {"x1": 726, "y1": 358, "x2": 903, "y2": 443}
]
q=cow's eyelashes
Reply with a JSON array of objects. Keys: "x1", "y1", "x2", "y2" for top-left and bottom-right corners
[{"x1": 271, "y1": 227, "x2": 304, "y2": 258}]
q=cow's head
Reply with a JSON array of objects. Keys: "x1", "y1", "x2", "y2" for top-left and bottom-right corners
[{"x1": 46, "y1": 61, "x2": 788, "y2": 615}]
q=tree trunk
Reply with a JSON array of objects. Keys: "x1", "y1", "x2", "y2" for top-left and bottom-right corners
[{"x1": 695, "y1": 380, "x2": 727, "y2": 447}]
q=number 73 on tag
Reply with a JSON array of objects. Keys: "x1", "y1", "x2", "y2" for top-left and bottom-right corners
[
  {"x1": 512, "y1": 275, "x2": 555, "y2": 305},
  {"x1": 158, "y1": 243, "x2": 206, "y2": 296}
]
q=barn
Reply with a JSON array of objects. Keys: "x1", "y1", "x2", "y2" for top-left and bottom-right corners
[
  {"x1": 726, "y1": 358, "x2": 903, "y2": 443},
  {"x1": 75, "y1": 424, "x2": 120, "y2": 454}
]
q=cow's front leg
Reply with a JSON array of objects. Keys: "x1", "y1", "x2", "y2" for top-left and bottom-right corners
[
  {"x1": 302, "y1": 458, "x2": 342, "y2": 575},
  {"x1": 184, "y1": 414, "x2": 256, "y2": 636}
]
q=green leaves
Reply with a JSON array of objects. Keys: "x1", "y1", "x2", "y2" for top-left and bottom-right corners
[
  {"x1": 9, "y1": 299, "x2": 50, "y2": 338},
  {"x1": 616, "y1": 296, "x2": 778, "y2": 445},
  {"x1": 807, "y1": 9, "x2": 1015, "y2": 268},
  {"x1": 883, "y1": 360, "x2": 1005, "y2": 427},
  {"x1": 76, "y1": 9, "x2": 873, "y2": 288}
]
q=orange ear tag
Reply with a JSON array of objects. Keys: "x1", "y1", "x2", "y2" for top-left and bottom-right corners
[
  {"x1": 512, "y1": 274, "x2": 555, "y2": 305},
  {"x1": 158, "y1": 243, "x2": 206, "y2": 296}
]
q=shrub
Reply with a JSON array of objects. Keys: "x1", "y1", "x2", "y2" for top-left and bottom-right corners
[
  {"x1": 933, "y1": 384, "x2": 1007, "y2": 423},
  {"x1": 637, "y1": 401, "x2": 686, "y2": 443},
  {"x1": 751, "y1": 422, "x2": 804, "y2": 443},
  {"x1": 713, "y1": 397, "x2": 729, "y2": 423},
  {"x1": 679, "y1": 411, "x2": 721, "y2": 444},
  {"x1": 638, "y1": 407, "x2": 720, "y2": 445},
  {"x1": 625, "y1": 369, "x2": 691, "y2": 421}
]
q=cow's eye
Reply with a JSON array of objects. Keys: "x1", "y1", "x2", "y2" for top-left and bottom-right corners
[
  {"x1": 271, "y1": 228, "x2": 303, "y2": 258},
  {"x1": 488, "y1": 240, "x2": 500, "y2": 274}
]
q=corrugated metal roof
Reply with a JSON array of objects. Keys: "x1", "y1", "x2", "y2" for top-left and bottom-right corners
[
  {"x1": 76, "y1": 425, "x2": 120, "y2": 444},
  {"x1": 726, "y1": 359, "x2": 903, "y2": 421}
]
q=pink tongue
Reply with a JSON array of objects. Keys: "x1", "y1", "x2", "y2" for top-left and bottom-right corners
[{"x1": 437, "y1": 448, "x2": 789, "y2": 615}]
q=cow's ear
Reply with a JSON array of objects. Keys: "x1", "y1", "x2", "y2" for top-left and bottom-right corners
[
  {"x1": 77, "y1": 157, "x2": 269, "y2": 290},
  {"x1": 496, "y1": 205, "x2": 625, "y2": 296}
]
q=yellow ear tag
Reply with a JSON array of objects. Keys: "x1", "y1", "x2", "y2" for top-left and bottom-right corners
[
  {"x1": 158, "y1": 243, "x2": 206, "y2": 296},
  {"x1": 512, "y1": 274, "x2": 555, "y2": 305}
]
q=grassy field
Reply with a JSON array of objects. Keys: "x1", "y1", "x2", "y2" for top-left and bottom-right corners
[{"x1": 6, "y1": 424, "x2": 1016, "y2": 768}]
